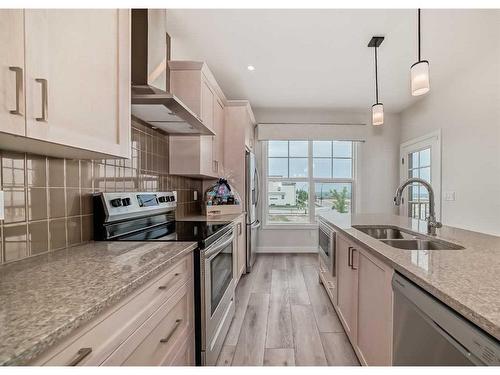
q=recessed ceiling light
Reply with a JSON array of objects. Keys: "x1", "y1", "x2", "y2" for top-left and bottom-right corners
[{"x1": 247, "y1": 65, "x2": 255, "y2": 71}]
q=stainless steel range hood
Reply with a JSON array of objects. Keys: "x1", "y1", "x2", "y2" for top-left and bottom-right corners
[{"x1": 131, "y1": 9, "x2": 214, "y2": 135}]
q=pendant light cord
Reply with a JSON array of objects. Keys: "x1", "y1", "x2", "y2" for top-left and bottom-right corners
[
  {"x1": 418, "y1": 8, "x2": 421, "y2": 61},
  {"x1": 375, "y1": 45, "x2": 379, "y2": 103}
]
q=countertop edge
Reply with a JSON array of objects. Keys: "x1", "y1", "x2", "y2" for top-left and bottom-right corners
[
  {"x1": 320, "y1": 215, "x2": 499, "y2": 341},
  {"x1": 5, "y1": 241, "x2": 198, "y2": 366}
]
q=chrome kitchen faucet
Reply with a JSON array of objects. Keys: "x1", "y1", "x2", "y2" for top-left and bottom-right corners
[{"x1": 394, "y1": 178, "x2": 442, "y2": 236}]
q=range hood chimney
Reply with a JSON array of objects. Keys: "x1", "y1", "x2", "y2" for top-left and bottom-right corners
[{"x1": 130, "y1": 9, "x2": 214, "y2": 135}]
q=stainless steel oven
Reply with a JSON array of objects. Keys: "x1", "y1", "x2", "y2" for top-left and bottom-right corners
[
  {"x1": 318, "y1": 219, "x2": 336, "y2": 275},
  {"x1": 200, "y1": 225, "x2": 236, "y2": 365}
]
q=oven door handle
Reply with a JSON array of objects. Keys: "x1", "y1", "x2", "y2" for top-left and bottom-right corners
[{"x1": 205, "y1": 231, "x2": 235, "y2": 260}]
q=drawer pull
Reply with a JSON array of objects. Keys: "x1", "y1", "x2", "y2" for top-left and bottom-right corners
[
  {"x1": 68, "y1": 347, "x2": 92, "y2": 366},
  {"x1": 158, "y1": 273, "x2": 181, "y2": 290},
  {"x1": 159, "y1": 319, "x2": 182, "y2": 343},
  {"x1": 9, "y1": 66, "x2": 23, "y2": 116}
]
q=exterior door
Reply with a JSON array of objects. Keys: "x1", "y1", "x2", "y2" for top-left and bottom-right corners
[
  {"x1": 24, "y1": 9, "x2": 130, "y2": 157},
  {"x1": 0, "y1": 10, "x2": 26, "y2": 136},
  {"x1": 400, "y1": 130, "x2": 441, "y2": 220}
]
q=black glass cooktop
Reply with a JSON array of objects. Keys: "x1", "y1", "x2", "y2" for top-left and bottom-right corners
[{"x1": 115, "y1": 220, "x2": 231, "y2": 248}]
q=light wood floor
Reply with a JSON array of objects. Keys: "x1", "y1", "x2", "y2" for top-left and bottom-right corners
[{"x1": 216, "y1": 253, "x2": 360, "y2": 366}]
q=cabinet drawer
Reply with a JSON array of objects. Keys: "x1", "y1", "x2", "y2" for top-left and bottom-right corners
[
  {"x1": 169, "y1": 332, "x2": 195, "y2": 366},
  {"x1": 103, "y1": 279, "x2": 194, "y2": 365},
  {"x1": 37, "y1": 254, "x2": 193, "y2": 365}
]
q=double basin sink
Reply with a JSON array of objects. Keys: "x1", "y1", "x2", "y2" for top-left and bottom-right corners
[{"x1": 352, "y1": 225, "x2": 464, "y2": 250}]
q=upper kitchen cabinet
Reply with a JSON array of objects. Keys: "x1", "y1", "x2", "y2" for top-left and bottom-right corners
[
  {"x1": 223, "y1": 101, "x2": 256, "y2": 206},
  {"x1": 169, "y1": 61, "x2": 226, "y2": 178},
  {"x1": 169, "y1": 61, "x2": 225, "y2": 131},
  {"x1": 0, "y1": 9, "x2": 130, "y2": 159},
  {"x1": 0, "y1": 10, "x2": 25, "y2": 137}
]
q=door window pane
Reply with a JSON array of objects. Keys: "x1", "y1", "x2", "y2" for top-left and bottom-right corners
[
  {"x1": 333, "y1": 159, "x2": 352, "y2": 178},
  {"x1": 289, "y1": 141, "x2": 308, "y2": 157},
  {"x1": 410, "y1": 152, "x2": 419, "y2": 169},
  {"x1": 313, "y1": 158, "x2": 332, "y2": 178},
  {"x1": 268, "y1": 181, "x2": 309, "y2": 223},
  {"x1": 268, "y1": 158, "x2": 288, "y2": 177},
  {"x1": 268, "y1": 141, "x2": 288, "y2": 157},
  {"x1": 420, "y1": 148, "x2": 431, "y2": 167},
  {"x1": 420, "y1": 167, "x2": 431, "y2": 182},
  {"x1": 313, "y1": 141, "x2": 332, "y2": 157},
  {"x1": 289, "y1": 158, "x2": 308, "y2": 177},
  {"x1": 333, "y1": 141, "x2": 352, "y2": 158},
  {"x1": 314, "y1": 182, "x2": 352, "y2": 216}
]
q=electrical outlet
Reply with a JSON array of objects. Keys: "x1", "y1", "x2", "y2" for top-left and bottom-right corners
[
  {"x1": 0, "y1": 191, "x2": 4, "y2": 220},
  {"x1": 444, "y1": 191, "x2": 456, "y2": 201},
  {"x1": 194, "y1": 190, "x2": 198, "y2": 201}
]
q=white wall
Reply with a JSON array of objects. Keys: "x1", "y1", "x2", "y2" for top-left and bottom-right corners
[
  {"x1": 400, "y1": 11, "x2": 500, "y2": 236},
  {"x1": 254, "y1": 108, "x2": 401, "y2": 252}
]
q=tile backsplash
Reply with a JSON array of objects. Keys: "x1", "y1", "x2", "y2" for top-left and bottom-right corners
[{"x1": 0, "y1": 120, "x2": 202, "y2": 264}]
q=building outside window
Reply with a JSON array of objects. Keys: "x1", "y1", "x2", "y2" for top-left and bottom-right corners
[{"x1": 265, "y1": 140, "x2": 355, "y2": 225}]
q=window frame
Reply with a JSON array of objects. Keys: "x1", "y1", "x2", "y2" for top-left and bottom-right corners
[{"x1": 262, "y1": 140, "x2": 357, "y2": 229}]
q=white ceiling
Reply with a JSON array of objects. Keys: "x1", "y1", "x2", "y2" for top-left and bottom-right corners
[{"x1": 166, "y1": 9, "x2": 498, "y2": 113}]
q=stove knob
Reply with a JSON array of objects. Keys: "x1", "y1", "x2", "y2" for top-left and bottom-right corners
[
  {"x1": 122, "y1": 197, "x2": 131, "y2": 206},
  {"x1": 158, "y1": 196, "x2": 167, "y2": 203},
  {"x1": 110, "y1": 198, "x2": 122, "y2": 207},
  {"x1": 169, "y1": 195, "x2": 175, "y2": 202}
]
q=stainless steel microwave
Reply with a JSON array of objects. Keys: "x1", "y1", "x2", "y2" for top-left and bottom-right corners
[{"x1": 318, "y1": 219, "x2": 336, "y2": 275}]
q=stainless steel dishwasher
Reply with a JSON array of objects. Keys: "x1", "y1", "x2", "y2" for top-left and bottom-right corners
[{"x1": 392, "y1": 273, "x2": 500, "y2": 365}]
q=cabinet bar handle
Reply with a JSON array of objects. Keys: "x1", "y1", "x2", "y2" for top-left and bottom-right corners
[
  {"x1": 159, "y1": 319, "x2": 182, "y2": 343},
  {"x1": 68, "y1": 347, "x2": 92, "y2": 366},
  {"x1": 158, "y1": 272, "x2": 180, "y2": 290},
  {"x1": 9, "y1": 67, "x2": 23, "y2": 116},
  {"x1": 35, "y1": 78, "x2": 48, "y2": 122},
  {"x1": 237, "y1": 222, "x2": 242, "y2": 235},
  {"x1": 351, "y1": 248, "x2": 358, "y2": 270},
  {"x1": 348, "y1": 246, "x2": 353, "y2": 267}
]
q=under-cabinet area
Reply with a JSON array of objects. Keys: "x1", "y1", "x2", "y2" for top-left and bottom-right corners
[{"x1": 1, "y1": 6, "x2": 500, "y2": 370}]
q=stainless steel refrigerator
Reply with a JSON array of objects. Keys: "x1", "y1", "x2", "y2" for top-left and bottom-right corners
[{"x1": 245, "y1": 150, "x2": 260, "y2": 272}]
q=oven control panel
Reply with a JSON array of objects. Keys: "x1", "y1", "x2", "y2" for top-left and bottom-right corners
[{"x1": 96, "y1": 191, "x2": 176, "y2": 222}]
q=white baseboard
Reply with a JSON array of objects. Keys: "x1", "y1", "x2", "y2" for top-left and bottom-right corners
[{"x1": 256, "y1": 246, "x2": 318, "y2": 254}]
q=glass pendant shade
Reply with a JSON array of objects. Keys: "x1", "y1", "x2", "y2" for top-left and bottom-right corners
[
  {"x1": 372, "y1": 103, "x2": 384, "y2": 126},
  {"x1": 411, "y1": 60, "x2": 430, "y2": 96}
]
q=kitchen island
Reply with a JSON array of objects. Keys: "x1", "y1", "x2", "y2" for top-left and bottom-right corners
[{"x1": 318, "y1": 212, "x2": 500, "y2": 342}]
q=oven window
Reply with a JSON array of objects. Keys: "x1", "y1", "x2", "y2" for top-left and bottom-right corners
[
  {"x1": 319, "y1": 228, "x2": 330, "y2": 257},
  {"x1": 210, "y1": 242, "x2": 233, "y2": 315}
]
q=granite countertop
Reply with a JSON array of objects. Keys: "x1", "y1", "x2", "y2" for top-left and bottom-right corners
[
  {"x1": 317, "y1": 211, "x2": 500, "y2": 341},
  {"x1": 177, "y1": 212, "x2": 246, "y2": 222},
  {"x1": 0, "y1": 240, "x2": 197, "y2": 365}
]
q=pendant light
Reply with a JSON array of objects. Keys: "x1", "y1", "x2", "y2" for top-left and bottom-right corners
[
  {"x1": 368, "y1": 36, "x2": 384, "y2": 126},
  {"x1": 411, "y1": 9, "x2": 430, "y2": 96}
]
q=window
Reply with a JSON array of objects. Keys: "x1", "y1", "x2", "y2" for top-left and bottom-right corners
[{"x1": 265, "y1": 140, "x2": 355, "y2": 225}]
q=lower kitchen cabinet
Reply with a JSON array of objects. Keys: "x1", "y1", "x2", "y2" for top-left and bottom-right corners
[
  {"x1": 102, "y1": 281, "x2": 194, "y2": 365},
  {"x1": 356, "y1": 248, "x2": 393, "y2": 366},
  {"x1": 32, "y1": 253, "x2": 195, "y2": 366},
  {"x1": 336, "y1": 234, "x2": 358, "y2": 340},
  {"x1": 334, "y1": 233, "x2": 393, "y2": 366}
]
